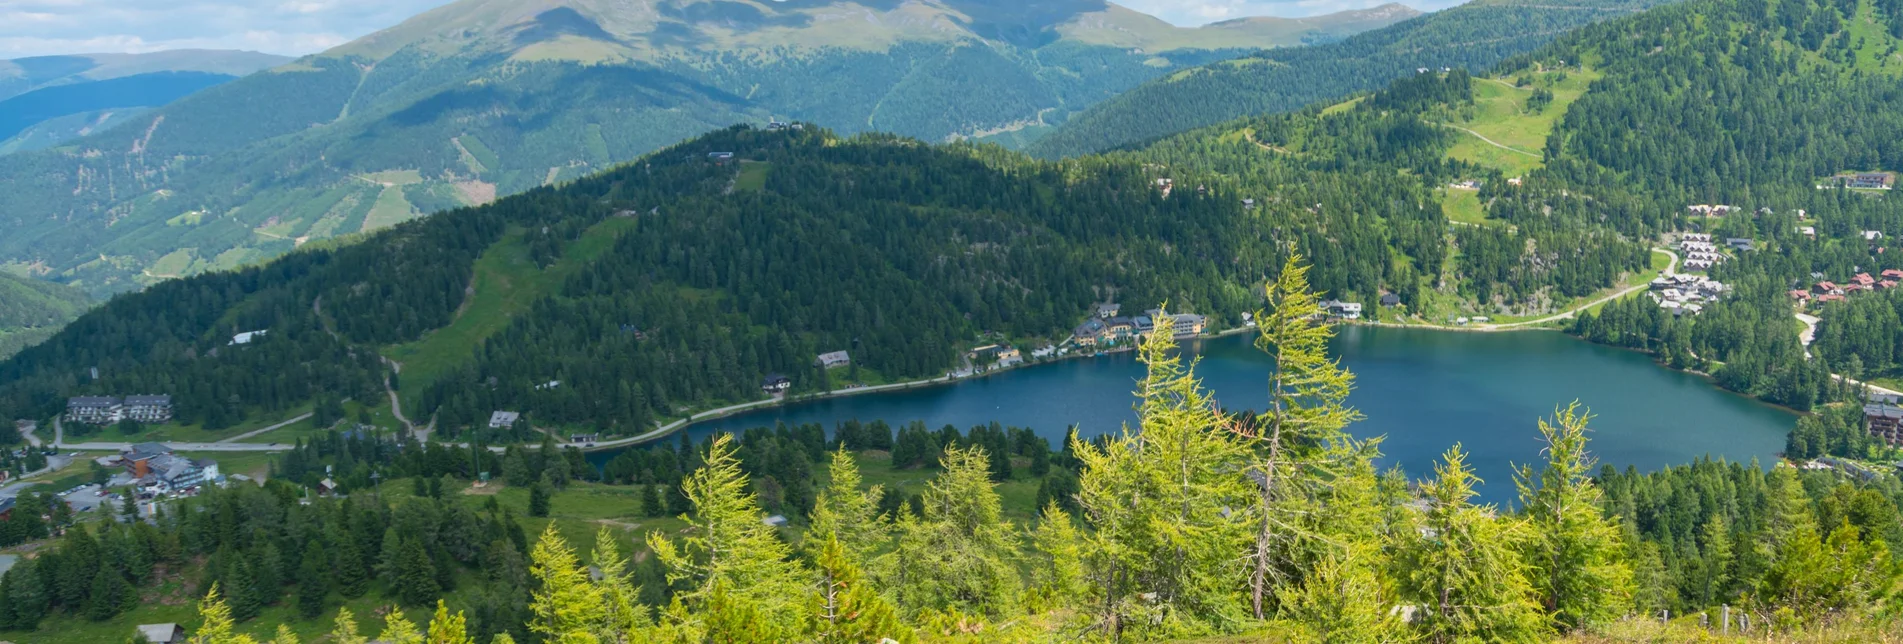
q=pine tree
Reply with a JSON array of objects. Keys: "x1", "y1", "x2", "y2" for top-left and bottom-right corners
[
  {"x1": 526, "y1": 525, "x2": 607, "y2": 642},
  {"x1": 529, "y1": 482, "x2": 551, "y2": 518},
  {"x1": 394, "y1": 536, "x2": 441, "y2": 606},
  {"x1": 295, "y1": 539, "x2": 328, "y2": 618},
  {"x1": 1403, "y1": 444, "x2": 1547, "y2": 643},
  {"x1": 1513, "y1": 403, "x2": 1633, "y2": 631},
  {"x1": 640, "y1": 484, "x2": 665, "y2": 518},
  {"x1": 808, "y1": 532, "x2": 910, "y2": 643},
  {"x1": 85, "y1": 566, "x2": 129, "y2": 621},
  {"x1": 1247, "y1": 256, "x2": 1364, "y2": 618},
  {"x1": 334, "y1": 536, "x2": 369, "y2": 598},
  {"x1": 647, "y1": 433, "x2": 807, "y2": 640}
]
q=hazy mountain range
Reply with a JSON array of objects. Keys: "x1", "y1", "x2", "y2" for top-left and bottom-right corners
[{"x1": 0, "y1": 0, "x2": 1419, "y2": 297}]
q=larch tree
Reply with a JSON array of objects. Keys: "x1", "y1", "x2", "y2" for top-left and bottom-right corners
[
  {"x1": 1247, "y1": 256, "x2": 1364, "y2": 618},
  {"x1": 590, "y1": 526, "x2": 650, "y2": 640},
  {"x1": 330, "y1": 607, "x2": 369, "y2": 644},
  {"x1": 425, "y1": 600, "x2": 476, "y2": 644},
  {"x1": 380, "y1": 606, "x2": 424, "y2": 644},
  {"x1": 1512, "y1": 403, "x2": 1633, "y2": 631},
  {"x1": 1025, "y1": 503, "x2": 1086, "y2": 613},
  {"x1": 808, "y1": 531, "x2": 911, "y2": 643},
  {"x1": 1070, "y1": 318, "x2": 1257, "y2": 638},
  {"x1": 1404, "y1": 444, "x2": 1547, "y2": 644},
  {"x1": 881, "y1": 445, "x2": 1023, "y2": 620},
  {"x1": 527, "y1": 525, "x2": 608, "y2": 643},
  {"x1": 1279, "y1": 451, "x2": 1404, "y2": 643},
  {"x1": 804, "y1": 448, "x2": 887, "y2": 564},
  {"x1": 647, "y1": 433, "x2": 808, "y2": 641},
  {"x1": 186, "y1": 585, "x2": 262, "y2": 644}
]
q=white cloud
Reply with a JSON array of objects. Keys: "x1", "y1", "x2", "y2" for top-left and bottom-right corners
[
  {"x1": 1118, "y1": 0, "x2": 1464, "y2": 24},
  {"x1": 0, "y1": 0, "x2": 453, "y2": 58}
]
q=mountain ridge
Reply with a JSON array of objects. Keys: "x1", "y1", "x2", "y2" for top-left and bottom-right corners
[{"x1": 0, "y1": 0, "x2": 1416, "y2": 297}]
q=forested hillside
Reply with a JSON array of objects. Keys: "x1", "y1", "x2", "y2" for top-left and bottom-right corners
[
  {"x1": 1026, "y1": 0, "x2": 1672, "y2": 159},
  {"x1": 0, "y1": 0, "x2": 1415, "y2": 297},
  {"x1": 0, "y1": 264, "x2": 1896, "y2": 643},
  {"x1": 0, "y1": 273, "x2": 90, "y2": 360}
]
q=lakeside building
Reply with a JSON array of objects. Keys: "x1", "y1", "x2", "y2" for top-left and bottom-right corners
[
  {"x1": 229, "y1": 329, "x2": 268, "y2": 345},
  {"x1": 762, "y1": 373, "x2": 791, "y2": 395},
  {"x1": 816, "y1": 351, "x2": 851, "y2": 368},
  {"x1": 1320, "y1": 300, "x2": 1364, "y2": 320},
  {"x1": 968, "y1": 344, "x2": 1023, "y2": 368},
  {"x1": 1649, "y1": 275, "x2": 1728, "y2": 316}
]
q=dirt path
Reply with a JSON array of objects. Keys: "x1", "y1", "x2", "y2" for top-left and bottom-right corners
[{"x1": 1441, "y1": 124, "x2": 1543, "y2": 159}]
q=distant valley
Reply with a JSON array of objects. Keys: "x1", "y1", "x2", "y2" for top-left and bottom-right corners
[{"x1": 0, "y1": 50, "x2": 288, "y2": 155}]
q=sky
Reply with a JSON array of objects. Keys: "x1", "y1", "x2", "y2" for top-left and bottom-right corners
[{"x1": 1, "y1": 0, "x2": 1452, "y2": 59}]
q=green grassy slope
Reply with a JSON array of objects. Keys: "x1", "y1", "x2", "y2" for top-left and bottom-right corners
[{"x1": 1025, "y1": 0, "x2": 1673, "y2": 159}]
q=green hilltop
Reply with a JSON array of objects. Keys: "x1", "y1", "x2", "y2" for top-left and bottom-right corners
[
  {"x1": 1024, "y1": 0, "x2": 1676, "y2": 159},
  {"x1": 0, "y1": 0, "x2": 1417, "y2": 297}
]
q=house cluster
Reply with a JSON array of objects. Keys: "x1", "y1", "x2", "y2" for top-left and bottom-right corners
[
  {"x1": 1865, "y1": 394, "x2": 1903, "y2": 446},
  {"x1": 765, "y1": 121, "x2": 804, "y2": 131},
  {"x1": 1676, "y1": 233, "x2": 1747, "y2": 272},
  {"x1": 1648, "y1": 274, "x2": 1729, "y2": 316},
  {"x1": 97, "y1": 443, "x2": 220, "y2": 495},
  {"x1": 1791, "y1": 269, "x2": 1903, "y2": 305},
  {"x1": 1070, "y1": 304, "x2": 1208, "y2": 348},
  {"x1": 64, "y1": 394, "x2": 173, "y2": 425},
  {"x1": 1685, "y1": 204, "x2": 1743, "y2": 217}
]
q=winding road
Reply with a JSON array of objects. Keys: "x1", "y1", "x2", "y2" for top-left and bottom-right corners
[
  {"x1": 1442, "y1": 124, "x2": 1543, "y2": 159},
  {"x1": 1489, "y1": 248, "x2": 1679, "y2": 329}
]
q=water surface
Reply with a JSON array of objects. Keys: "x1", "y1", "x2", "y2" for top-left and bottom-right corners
[{"x1": 625, "y1": 327, "x2": 1796, "y2": 501}]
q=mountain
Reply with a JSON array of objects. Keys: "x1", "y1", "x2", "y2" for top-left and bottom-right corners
[
  {"x1": 0, "y1": 50, "x2": 289, "y2": 154},
  {"x1": 0, "y1": 0, "x2": 1415, "y2": 297},
  {"x1": 1024, "y1": 0, "x2": 1672, "y2": 158}
]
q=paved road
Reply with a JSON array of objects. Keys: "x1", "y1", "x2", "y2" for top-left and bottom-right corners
[
  {"x1": 0, "y1": 454, "x2": 73, "y2": 497},
  {"x1": 217, "y1": 412, "x2": 314, "y2": 443},
  {"x1": 1490, "y1": 248, "x2": 1679, "y2": 329},
  {"x1": 573, "y1": 374, "x2": 960, "y2": 452},
  {"x1": 50, "y1": 418, "x2": 293, "y2": 452}
]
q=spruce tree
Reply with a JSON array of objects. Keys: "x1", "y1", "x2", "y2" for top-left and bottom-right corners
[
  {"x1": 85, "y1": 566, "x2": 129, "y2": 621},
  {"x1": 528, "y1": 482, "x2": 551, "y2": 518},
  {"x1": 394, "y1": 537, "x2": 441, "y2": 606},
  {"x1": 296, "y1": 539, "x2": 328, "y2": 618},
  {"x1": 640, "y1": 484, "x2": 665, "y2": 518},
  {"x1": 333, "y1": 536, "x2": 369, "y2": 598}
]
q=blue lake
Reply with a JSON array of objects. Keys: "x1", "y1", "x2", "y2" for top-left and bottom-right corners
[{"x1": 618, "y1": 327, "x2": 1796, "y2": 501}]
